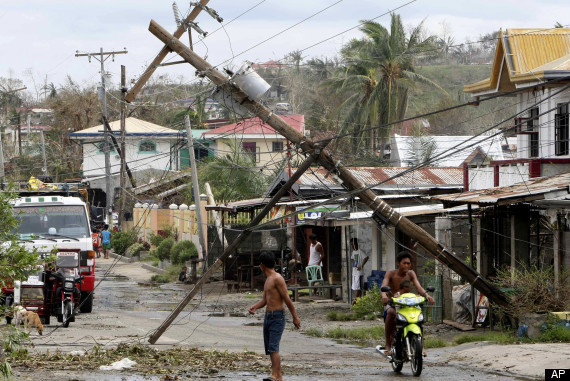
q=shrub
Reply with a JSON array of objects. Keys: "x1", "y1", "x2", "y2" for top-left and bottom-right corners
[
  {"x1": 110, "y1": 230, "x2": 137, "y2": 256},
  {"x1": 126, "y1": 243, "x2": 144, "y2": 258},
  {"x1": 138, "y1": 238, "x2": 151, "y2": 251},
  {"x1": 156, "y1": 238, "x2": 175, "y2": 261},
  {"x1": 492, "y1": 266, "x2": 570, "y2": 321},
  {"x1": 170, "y1": 240, "x2": 198, "y2": 265},
  {"x1": 351, "y1": 283, "x2": 384, "y2": 318},
  {"x1": 149, "y1": 232, "x2": 165, "y2": 247}
]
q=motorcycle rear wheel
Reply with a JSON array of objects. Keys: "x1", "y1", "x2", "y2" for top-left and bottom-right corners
[
  {"x1": 62, "y1": 300, "x2": 72, "y2": 328},
  {"x1": 410, "y1": 334, "x2": 423, "y2": 376}
]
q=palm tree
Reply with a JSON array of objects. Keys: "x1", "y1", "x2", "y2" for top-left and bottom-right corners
[{"x1": 329, "y1": 14, "x2": 445, "y2": 158}]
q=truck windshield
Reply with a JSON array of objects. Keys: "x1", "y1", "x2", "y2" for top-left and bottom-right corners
[{"x1": 14, "y1": 205, "x2": 90, "y2": 238}]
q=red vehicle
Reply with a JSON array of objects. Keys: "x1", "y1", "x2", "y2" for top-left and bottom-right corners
[
  {"x1": 9, "y1": 250, "x2": 85, "y2": 326},
  {"x1": 2, "y1": 184, "x2": 96, "y2": 324}
]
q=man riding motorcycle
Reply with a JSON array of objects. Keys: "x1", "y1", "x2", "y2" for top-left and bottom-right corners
[{"x1": 381, "y1": 251, "x2": 434, "y2": 356}]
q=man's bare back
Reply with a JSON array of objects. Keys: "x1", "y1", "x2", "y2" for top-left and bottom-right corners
[{"x1": 263, "y1": 272, "x2": 287, "y2": 312}]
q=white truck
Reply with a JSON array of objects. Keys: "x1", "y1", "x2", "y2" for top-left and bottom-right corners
[{"x1": 2, "y1": 183, "x2": 97, "y2": 323}]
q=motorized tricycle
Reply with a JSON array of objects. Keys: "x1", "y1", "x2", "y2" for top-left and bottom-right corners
[
  {"x1": 377, "y1": 285, "x2": 436, "y2": 376},
  {"x1": 10, "y1": 249, "x2": 84, "y2": 327}
]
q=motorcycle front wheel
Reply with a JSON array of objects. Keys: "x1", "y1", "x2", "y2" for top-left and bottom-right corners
[
  {"x1": 409, "y1": 334, "x2": 423, "y2": 376},
  {"x1": 62, "y1": 300, "x2": 72, "y2": 328}
]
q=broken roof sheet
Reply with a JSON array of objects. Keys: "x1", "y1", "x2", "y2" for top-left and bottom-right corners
[{"x1": 432, "y1": 172, "x2": 570, "y2": 205}]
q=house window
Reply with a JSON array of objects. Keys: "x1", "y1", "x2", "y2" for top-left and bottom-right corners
[
  {"x1": 272, "y1": 141, "x2": 284, "y2": 152},
  {"x1": 555, "y1": 103, "x2": 569, "y2": 156},
  {"x1": 242, "y1": 142, "x2": 258, "y2": 163},
  {"x1": 528, "y1": 107, "x2": 539, "y2": 157},
  {"x1": 139, "y1": 140, "x2": 157, "y2": 153},
  {"x1": 97, "y1": 141, "x2": 116, "y2": 154}
]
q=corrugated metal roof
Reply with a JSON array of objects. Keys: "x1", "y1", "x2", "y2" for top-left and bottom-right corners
[
  {"x1": 391, "y1": 134, "x2": 506, "y2": 167},
  {"x1": 299, "y1": 166, "x2": 463, "y2": 188},
  {"x1": 202, "y1": 115, "x2": 305, "y2": 138},
  {"x1": 465, "y1": 28, "x2": 570, "y2": 93},
  {"x1": 69, "y1": 117, "x2": 180, "y2": 137},
  {"x1": 432, "y1": 172, "x2": 570, "y2": 205}
]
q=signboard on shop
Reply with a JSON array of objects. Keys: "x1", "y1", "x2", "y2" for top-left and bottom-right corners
[{"x1": 295, "y1": 206, "x2": 338, "y2": 224}]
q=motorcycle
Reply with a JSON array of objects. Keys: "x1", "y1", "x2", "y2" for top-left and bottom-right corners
[
  {"x1": 377, "y1": 285, "x2": 435, "y2": 376},
  {"x1": 274, "y1": 248, "x2": 303, "y2": 282},
  {"x1": 49, "y1": 268, "x2": 84, "y2": 328}
]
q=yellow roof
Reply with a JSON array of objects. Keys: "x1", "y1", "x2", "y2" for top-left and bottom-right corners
[
  {"x1": 71, "y1": 117, "x2": 179, "y2": 136},
  {"x1": 464, "y1": 28, "x2": 570, "y2": 94}
]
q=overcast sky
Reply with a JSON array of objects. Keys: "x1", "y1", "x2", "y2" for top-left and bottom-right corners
[{"x1": 1, "y1": 0, "x2": 568, "y2": 96}]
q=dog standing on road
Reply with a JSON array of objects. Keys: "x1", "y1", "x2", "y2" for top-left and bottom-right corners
[
  {"x1": 24, "y1": 311, "x2": 43, "y2": 335},
  {"x1": 13, "y1": 306, "x2": 44, "y2": 335}
]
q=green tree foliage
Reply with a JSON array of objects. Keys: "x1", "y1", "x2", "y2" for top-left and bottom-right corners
[
  {"x1": 195, "y1": 140, "x2": 269, "y2": 201},
  {"x1": 156, "y1": 238, "x2": 175, "y2": 261},
  {"x1": 0, "y1": 188, "x2": 41, "y2": 377},
  {"x1": 110, "y1": 230, "x2": 137, "y2": 256},
  {"x1": 170, "y1": 240, "x2": 198, "y2": 265},
  {"x1": 328, "y1": 14, "x2": 445, "y2": 158}
]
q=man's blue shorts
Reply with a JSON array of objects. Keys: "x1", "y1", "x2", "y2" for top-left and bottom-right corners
[{"x1": 263, "y1": 310, "x2": 285, "y2": 355}]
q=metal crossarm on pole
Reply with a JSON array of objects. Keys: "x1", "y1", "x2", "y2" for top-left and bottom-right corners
[
  {"x1": 125, "y1": 0, "x2": 210, "y2": 103},
  {"x1": 147, "y1": 19, "x2": 511, "y2": 316}
]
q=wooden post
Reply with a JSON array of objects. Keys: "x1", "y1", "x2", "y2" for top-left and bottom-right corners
[
  {"x1": 148, "y1": 148, "x2": 323, "y2": 344},
  {"x1": 125, "y1": 0, "x2": 210, "y2": 103}
]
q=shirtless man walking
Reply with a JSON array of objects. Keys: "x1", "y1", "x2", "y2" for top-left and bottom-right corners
[
  {"x1": 381, "y1": 251, "x2": 434, "y2": 356},
  {"x1": 249, "y1": 252, "x2": 301, "y2": 381}
]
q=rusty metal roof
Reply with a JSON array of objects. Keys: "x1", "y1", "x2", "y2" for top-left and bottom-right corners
[
  {"x1": 432, "y1": 172, "x2": 570, "y2": 206},
  {"x1": 300, "y1": 167, "x2": 463, "y2": 189}
]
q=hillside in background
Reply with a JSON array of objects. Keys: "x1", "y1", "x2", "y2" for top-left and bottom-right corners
[{"x1": 407, "y1": 64, "x2": 516, "y2": 136}]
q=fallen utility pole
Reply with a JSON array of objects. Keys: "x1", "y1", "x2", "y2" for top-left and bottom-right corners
[
  {"x1": 125, "y1": 0, "x2": 210, "y2": 103},
  {"x1": 147, "y1": 20, "x2": 510, "y2": 317},
  {"x1": 148, "y1": 147, "x2": 323, "y2": 343}
]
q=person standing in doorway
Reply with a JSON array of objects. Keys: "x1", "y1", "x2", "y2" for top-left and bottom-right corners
[
  {"x1": 308, "y1": 233, "x2": 324, "y2": 266},
  {"x1": 101, "y1": 224, "x2": 111, "y2": 259},
  {"x1": 351, "y1": 238, "x2": 369, "y2": 301},
  {"x1": 249, "y1": 252, "x2": 301, "y2": 381}
]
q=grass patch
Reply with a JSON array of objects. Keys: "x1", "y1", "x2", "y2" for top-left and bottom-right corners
[
  {"x1": 244, "y1": 293, "x2": 261, "y2": 299},
  {"x1": 304, "y1": 326, "x2": 384, "y2": 341},
  {"x1": 424, "y1": 337, "x2": 447, "y2": 348},
  {"x1": 327, "y1": 311, "x2": 357, "y2": 321},
  {"x1": 539, "y1": 324, "x2": 570, "y2": 342}
]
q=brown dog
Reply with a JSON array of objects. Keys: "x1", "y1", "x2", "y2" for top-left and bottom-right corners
[{"x1": 23, "y1": 311, "x2": 44, "y2": 335}]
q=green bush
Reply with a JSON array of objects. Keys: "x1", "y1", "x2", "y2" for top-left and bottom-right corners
[
  {"x1": 110, "y1": 230, "x2": 137, "y2": 256},
  {"x1": 351, "y1": 283, "x2": 384, "y2": 318},
  {"x1": 170, "y1": 240, "x2": 198, "y2": 265},
  {"x1": 156, "y1": 238, "x2": 175, "y2": 261},
  {"x1": 126, "y1": 242, "x2": 144, "y2": 258},
  {"x1": 149, "y1": 232, "x2": 165, "y2": 247}
]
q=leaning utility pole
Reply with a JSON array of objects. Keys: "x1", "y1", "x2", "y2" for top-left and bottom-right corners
[
  {"x1": 185, "y1": 115, "x2": 207, "y2": 261},
  {"x1": 145, "y1": 20, "x2": 510, "y2": 343},
  {"x1": 76, "y1": 48, "x2": 127, "y2": 227}
]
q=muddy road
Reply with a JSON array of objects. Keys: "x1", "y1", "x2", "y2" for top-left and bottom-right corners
[{"x1": 12, "y1": 258, "x2": 538, "y2": 380}]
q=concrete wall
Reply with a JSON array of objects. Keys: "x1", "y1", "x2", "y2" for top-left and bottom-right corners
[
  {"x1": 83, "y1": 138, "x2": 175, "y2": 177},
  {"x1": 213, "y1": 136, "x2": 289, "y2": 170}
]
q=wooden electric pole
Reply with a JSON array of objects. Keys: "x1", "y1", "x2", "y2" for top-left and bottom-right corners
[
  {"x1": 119, "y1": 65, "x2": 127, "y2": 229},
  {"x1": 146, "y1": 20, "x2": 510, "y2": 322},
  {"x1": 76, "y1": 48, "x2": 127, "y2": 228}
]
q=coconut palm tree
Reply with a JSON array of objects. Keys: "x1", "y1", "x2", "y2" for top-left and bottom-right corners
[{"x1": 329, "y1": 14, "x2": 445, "y2": 158}]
